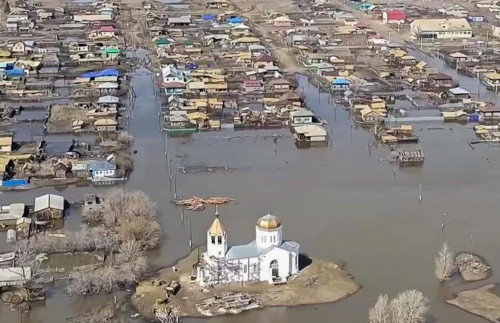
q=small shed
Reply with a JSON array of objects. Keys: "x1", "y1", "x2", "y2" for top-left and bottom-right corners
[{"x1": 34, "y1": 194, "x2": 64, "y2": 220}]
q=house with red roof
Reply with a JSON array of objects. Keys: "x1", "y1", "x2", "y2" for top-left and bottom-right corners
[{"x1": 382, "y1": 10, "x2": 406, "y2": 24}]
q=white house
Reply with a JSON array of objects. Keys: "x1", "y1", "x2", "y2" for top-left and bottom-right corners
[
  {"x1": 161, "y1": 65, "x2": 185, "y2": 83},
  {"x1": 196, "y1": 213, "x2": 300, "y2": 286},
  {"x1": 290, "y1": 108, "x2": 320, "y2": 126},
  {"x1": 88, "y1": 161, "x2": 117, "y2": 178},
  {"x1": 410, "y1": 18, "x2": 472, "y2": 40}
]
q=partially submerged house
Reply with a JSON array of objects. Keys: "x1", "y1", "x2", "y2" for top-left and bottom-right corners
[{"x1": 294, "y1": 125, "x2": 328, "y2": 148}]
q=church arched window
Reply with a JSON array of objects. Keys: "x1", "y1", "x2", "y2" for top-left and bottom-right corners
[
  {"x1": 217, "y1": 235, "x2": 222, "y2": 244},
  {"x1": 211, "y1": 235, "x2": 215, "y2": 244}
]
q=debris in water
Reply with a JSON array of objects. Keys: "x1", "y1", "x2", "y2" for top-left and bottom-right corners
[
  {"x1": 175, "y1": 197, "x2": 234, "y2": 211},
  {"x1": 195, "y1": 292, "x2": 261, "y2": 316}
]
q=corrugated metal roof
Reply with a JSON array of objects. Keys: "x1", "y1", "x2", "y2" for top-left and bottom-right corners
[
  {"x1": 226, "y1": 241, "x2": 261, "y2": 260},
  {"x1": 34, "y1": 194, "x2": 64, "y2": 212},
  {"x1": 88, "y1": 161, "x2": 116, "y2": 171}
]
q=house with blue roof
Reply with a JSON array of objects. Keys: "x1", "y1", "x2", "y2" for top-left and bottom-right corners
[
  {"x1": 88, "y1": 161, "x2": 117, "y2": 179},
  {"x1": 331, "y1": 77, "x2": 350, "y2": 91}
]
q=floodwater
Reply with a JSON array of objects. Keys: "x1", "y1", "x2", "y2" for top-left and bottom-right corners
[{"x1": 2, "y1": 57, "x2": 500, "y2": 323}]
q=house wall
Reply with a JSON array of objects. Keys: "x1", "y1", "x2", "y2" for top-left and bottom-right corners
[
  {"x1": 273, "y1": 84, "x2": 290, "y2": 91},
  {"x1": 411, "y1": 23, "x2": 473, "y2": 39},
  {"x1": 293, "y1": 116, "x2": 313, "y2": 124},
  {"x1": 93, "y1": 169, "x2": 116, "y2": 178},
  {"x1": 310, "y1": 134, "x2": 327, "y2": 142},
  {"x1": 260, "y1": 248, "x2": 297, "y2": 283},
  {"x1": 163, "y1": 76, "x2": 182, "y2": 83},
  {"x1": 244, "y1": 86, "x2": 263, "y2": 92},
  {"x1": 34, "y1": 208, "x2": 63, "y2": 220},
  {"x1": 96, "y1": 125, "x2": 116, "y2": 131}
]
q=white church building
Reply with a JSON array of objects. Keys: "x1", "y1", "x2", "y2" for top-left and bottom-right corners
[{"x1": 196, "y1": 213, "x2": 300, "y2": 286}]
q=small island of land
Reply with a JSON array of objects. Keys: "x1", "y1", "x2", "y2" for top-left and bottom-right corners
[
  {"x1": 132, "y1": 250, "x2": 360, "y2": 319},
  {"x1": 447, "y1": 284, "x2": 500, "y2": 322}
]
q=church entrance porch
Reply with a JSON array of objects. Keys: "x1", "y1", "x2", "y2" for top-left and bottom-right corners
[{"x1": 270, "y1": 260, "x2": 279, "y2": 281}]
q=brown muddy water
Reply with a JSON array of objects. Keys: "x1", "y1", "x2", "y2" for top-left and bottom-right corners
[{"x1": 2, "y1": 61, "x2": 500, "y2": 322}]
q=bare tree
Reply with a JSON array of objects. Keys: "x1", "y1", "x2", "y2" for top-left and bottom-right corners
[
  {"x1": 390, "y1": 290, "x2": 429, "y2": 323},
  {"x1": 434, "y1": 242, "x2": 457, "y2": 281},
  {"x1": 370, "y1": 294, "x2": 390, "y2": 323},
  {"x1": 13, "y1": 240, "x2": 46, "y2": 285},
  {"x1": 82, "y1": 206, "x2": 105, "y2": 225},
  {"x1": 102, "y1": 190, "x2": 131, "y2": 226},
  {"x1": 68, "y1": 264, "x2": 144, "y2": 296},
  {"x1": 115, "y1": 152, "x2": 133, "y2": 177},
  {"x1": 32, "y1": 227, "x2": 117, "y2": 254},
  {"x1": 126, "y1": 191, "x2": 157, "y2": 219},
  {"x1": 117, "y1": 216, "x2": 160, "y2": 249},
  {"x1": 117, "y1": 239, "x2": 144, "y2": 263}
]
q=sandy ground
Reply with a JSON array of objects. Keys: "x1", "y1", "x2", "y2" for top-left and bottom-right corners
[
  {"x1": 447, "y1": 284, "x2": 500, "y2": 322},
  {"x1": 47, "y1": 106, "x2": 88, "y2": 133},
  {"x1": 132, "y1": 250, "x2": 360, "y2": 319}
]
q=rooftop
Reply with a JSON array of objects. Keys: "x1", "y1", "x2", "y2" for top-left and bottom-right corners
[
  {"x1": 34, "y1": 194, "x2": 64, "y2": 212},
  {"x1": 411, "y1": 18, "x2": 472, "y2": 32}
]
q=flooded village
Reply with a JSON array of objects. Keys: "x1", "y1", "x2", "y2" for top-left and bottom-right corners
[{"x1": 3, "y1": 0, "x2": 500, "y2": 321}]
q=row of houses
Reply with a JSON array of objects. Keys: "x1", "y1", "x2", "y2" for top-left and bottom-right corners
[{"x1": 145, "y1": 3, "x2": 329, "y2": 147}]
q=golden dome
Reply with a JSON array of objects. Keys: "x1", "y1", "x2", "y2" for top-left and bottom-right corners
[{"x1": 257, "y1": 214, "x2": 281, "y2": 230}]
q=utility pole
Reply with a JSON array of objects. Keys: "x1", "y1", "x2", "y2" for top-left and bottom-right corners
[
  {"x1": 477, "y1": 71, "x2": 481, "y2": 100},
  {"x1": 188, "y1": 217, "x2": 192, "y2": 249},
  {"x1": 173, "y1": 175, "x2": 177, "y2": 199},
  {"x1": 168, "y1": 158, "x2": 173, "y2": 180}
]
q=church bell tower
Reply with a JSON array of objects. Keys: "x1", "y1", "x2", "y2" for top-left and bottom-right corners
[{"x1": 207, "y1": 207, "x2": 227, "y2": 258}]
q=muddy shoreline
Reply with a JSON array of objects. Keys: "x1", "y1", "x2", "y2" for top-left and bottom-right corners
[{"x1": 131, "y1": 250, "x2": 360, "y2": 319}]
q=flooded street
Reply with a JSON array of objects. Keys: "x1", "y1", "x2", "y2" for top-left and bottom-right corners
[{"x1": 2, "y1": 61, "x2": 500, "y2": 322}]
